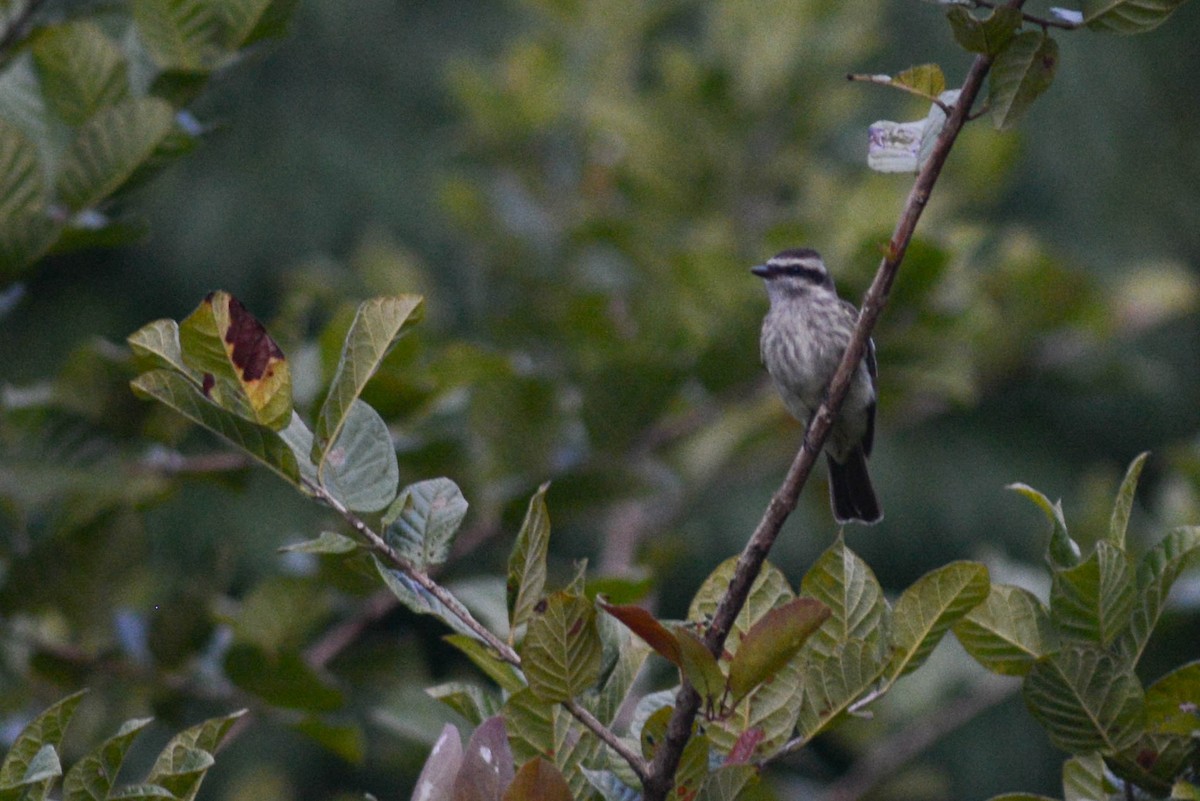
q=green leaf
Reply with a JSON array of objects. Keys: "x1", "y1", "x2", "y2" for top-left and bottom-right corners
[
  {"x1": 1122, "y1": 526, "x2": 1200, "y2": 662},
  {"x1": 1109, "y1": 452, "x2": 1149, "y2": 547},
  {"x1": 690, "y1": 557, "x2": 794, "y2": 641},
  {"x1": 177, "y1": 291, "x2": 293, "y2": 431},
  {"x1": 55, "y1": 96, "x2": 175, "y2": 210},
  {"x1": 1023, "y1": 646, "x2": 1145, "y2": 754},
  {"x1": 1143, "y1": 660, "x2": 1200, "y2": 736},
  {"x1": 0, "y1": 210, "x2": 58, "y2": 278},
  {"x1": 444, "y1": 633, "x2": 526, "y2": 693},
  {"x1": 106, "y1": 787, "x2": 177, "y2": 800},
  {"x1": 372, "y1": 556, "x2": 482, "y2": 641},
  {"x1": 795, "y1": 639, "x2": 890, "y2": 744},
  {"x1": 508, "y1": 483, "x2": 552, "y2": 636},
  {"x1": 291, "y1": 717, "x2": 365, "y2": 764},
  {"x1": 674, "y1": 626, "x2": 726, "y2": 705},
  {"x1": 132, "y1": 0, "x2": 220, "y2": 70},
  {"x1": 383, "y1": 477, "x2": 467, "y2": 571},
  {"x1": 427, "y1": 681, "x2": 501, "y2": 725},
  {"x1": 225, "y1": 644, "x2": 343, "y2": 712},
  {"x1": 1083, "y1": 0, "x2": 1189, "y2": 32},
  {"x1": 728, "y1": 597, "x2": 830, "y2": 703},
  {"x1": 0, "y1": 119, "x2": 46, "y2": 226},
  {"x1": 313, "y1": 294, "x2": 423, "y2": 465},
  {"x1": 32, "y1": 22, "x2": 129, "y2": 126},
  {"x1": 0, "y1": 690, "x2": 86, "y2": 789},
  {"x1": 145, "y1": 748, "x2": 212, "y2": 801},
  {"x1": 128, "y1": 318, "x2": 193, "y2": 375},
  {"x1": 317, "y1": 399, "x2": 398, "y2": 512},
  {"x1": 889, "y1": 561, "x2": 989, "y2": 678},
  {"x1": 945, "y1": 6, "x2": 1022, "y2": 55},
  {"x1": 1172, "y1": 781, "x2": 1200, "y2": 800},
  {"x1": 670, "y1": 731, "x2": 711, "y2": 801},
  {"x1": 503, "y1": 688, "x2": 555, "y2": 763},
  {"x1": 954, "y1": 584, "x2": 1055, "y2": 676},
  {"x1": 130, "y1": 370, "x2": 301, "y2": 486},
  {"x1": 1062, "y1": 753, "x2": 1115, "y2": 801},
  {"x1": 800, "y1": 535, "x2": 887, "y2": 656},
  {"x1": 63, "y1": 717, "x2": 153, "y2": 801},
  {"x1": 988, "y1": 31, "x2": 1059, "y2": 131},
  {"x1": 520, "y1": 591, "x2": 603, "y2": 703},
  {"x1": 892, "y1": 64, "x2": 946, "y2": 97},
  {"x1": 688, "y1": 556, "x2": 802, "y2": 756},
  {"x1": 1010, "y1": 483, "x2": 1080, "y2": 569},
  {"x1": 278, "y1": 530, "x2": 359, "y2": 555},
  {"x1": 1050, "y1": 541, "x2": 1135, "y2": 647},
  {"x1": 505, "y1": 758, "x2": 573, "y2": 801},
  {"x1": 145, "y1": 709, "x2": 242, "y2": 801},
  {"x1": 595, "y1": 623, "x2": 651, "y2": 725},
  {"x1": 211, "y1": 0, "x2": 293, "y2": 47},
  {"x1": 984, "y1": 795, "x2": 1060, "y2": 801},
  {"x1": 3, "y1": 743, "x2": 61, "y2": 797}
]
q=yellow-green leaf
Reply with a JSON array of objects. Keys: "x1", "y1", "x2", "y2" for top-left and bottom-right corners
[
  {"x1": 130, "y1": 370, "x2": 300, "y2": 486},
  {"x1": 55, "y1": 97, "x2": 175, "y2": 210},
  {"x1": 520, "y1": 591, "x2": 603, "y2": 703},
  {"x1": 954, "y1": 583, "x2": 1055, "y2": 676},
  {"x1": 1084, "y1": 0, "x2": 1189, "y2": 33},
  {"x1": 890, "y1": 561, "x2": 989, "y2": 679},
  {"x1": 313, "y1": 294, "x2": 423, "y2": 466},
  {"x1": 508, "y1": 482, "x2": 552, "y2": 636},
  {"x1": 674, "y1": 626, "x2": 726, "y2": 705},
  {"x1": 945, "y1": 6, "x2": 1022, "y2": 55},
  {"x1": 892, "y1": 64, "x2": 946, "y2": 98},
  {"x1": 1023, "y1": 646, "x2": 1145, "y2": 754},
  {"x1": 1108, "y1": 451, "x2": 1149, "y2": 547},
  {"x1": 989, "y1": 32, "x2": 1059, "y2": 131}
]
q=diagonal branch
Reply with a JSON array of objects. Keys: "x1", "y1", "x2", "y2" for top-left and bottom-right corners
[
  {"x1": 307, "y1": 481, "x2": 650, "y2": 783},
  {"x1": 641, "y1": 9, "x2": 1028, "y2": 797}
]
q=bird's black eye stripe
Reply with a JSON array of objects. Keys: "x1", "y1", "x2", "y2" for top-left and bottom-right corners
[{"x1": 768, "y1": 264, "x2": 826, "y2": 284}]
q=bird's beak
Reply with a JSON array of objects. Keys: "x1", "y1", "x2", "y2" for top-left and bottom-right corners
[{"x1": 751, "y1": 264, "x2": 770, "y2": 277}]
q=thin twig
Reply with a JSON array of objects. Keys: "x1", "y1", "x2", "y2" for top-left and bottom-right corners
[
  {"x1": 846, "y1": 73, "x2": 952, "y2": 114},
  {"x1": 309, "y1": 480, "x2": 650, "y2": 780},
  {"x1": 973, "y1": 0, "x2": 1082, "y2": 29},
  {"x1": 640, "y1": 5, "x2": 1028, "y2": 796},
  {"x1": 566, "y1": 699, "x2": 649, "y2": 784},
  {"x1": 308, "y1": 481, "x2": 522, "y2": 666}
]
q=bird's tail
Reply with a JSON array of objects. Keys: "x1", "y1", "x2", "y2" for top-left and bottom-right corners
[{"x1": 827, "y1": 448, "x2": 882, "y2": 525}]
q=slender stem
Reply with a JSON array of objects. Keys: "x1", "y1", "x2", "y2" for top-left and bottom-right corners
[
  {"x1": 309, "y1": 480, "x2": 650, "y2": 780},
  {"x1": 846, "y1": 73, "x2": 952, "y2": 114},
  {"x1": 566, "y1": 700, "x2": 649, "y2": 784},
  {"x1": 641, "y1": 7, "x2": 1027, "y2": 796},
  {"x1": 309, "y1": 481, "x2": 522, "y2": 666},
  {"x1": 973, "y1": 0, "x2": 1081, "y2": 29}
]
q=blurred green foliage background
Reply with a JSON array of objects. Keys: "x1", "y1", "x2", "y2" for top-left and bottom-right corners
[{"x1": 2, "y1": 1, "x2": 1200, "y2": 799}]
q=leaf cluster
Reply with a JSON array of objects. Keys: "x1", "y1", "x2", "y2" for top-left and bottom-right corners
[
  {"x1": 955, "y1": 454, "x2": 1200, "y2": 799},
  {"x1": 0, "y1": 690, "x2": 242, "y2": 801},
  {"x1": 0, "y1": 0, "x2": 296, "y2": 281}
]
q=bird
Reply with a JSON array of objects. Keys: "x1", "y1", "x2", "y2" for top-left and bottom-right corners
[{"x1": 752, "y1": 247, "x2": 882, "y2": 524}]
